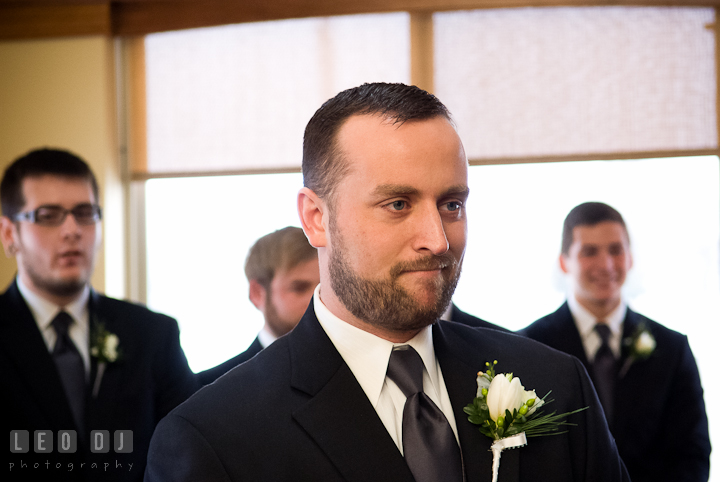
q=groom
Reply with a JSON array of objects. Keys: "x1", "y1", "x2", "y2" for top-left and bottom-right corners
[{"x1": 145, "y1": 83, "x2": 629, "y2": 481}]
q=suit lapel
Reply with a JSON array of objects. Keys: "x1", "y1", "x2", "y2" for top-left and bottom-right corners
[
  {"x1": 618, "y1": 308, "x2": 640, "y2": 372},
  {"x1": 289, "y1": 305, "x2": 415, "y2": 482},
  {"x1": 549, "y1": 303, "x2": 590, "y2": 368},
  {"x1": 86, "y1": 292, "x2": 124, "y2": 426},
  {"x1": 433, "y1": 322, "x2": 518, "y2": 482},
  {"x1": 0, "y1": 281, "x2": 78, "y2": 431}
]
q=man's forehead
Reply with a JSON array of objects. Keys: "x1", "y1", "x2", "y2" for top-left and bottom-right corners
[
  {"x1": 22, "y1": 175, "x2": 96, "y2": 204},
  {"x1": 572, "y1": 222, "x2": 629, "y2": 243},
  {"x1": 335, "y1": 114, "x2": 466, "y2": 178}
]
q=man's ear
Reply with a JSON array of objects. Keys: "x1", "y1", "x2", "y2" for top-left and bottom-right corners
[
  {"x1": 248, "y1": 279, "x2": 267, "y2": 312},
  {"x1": 298, "y1": 187, "x2": 327, "y2": 248},
  {"x1": 558, "y1": 253, "x2": 569, "y2": 274},
  {"x1": 0, "y1": 216, "x2": 18, "y2": 258}
]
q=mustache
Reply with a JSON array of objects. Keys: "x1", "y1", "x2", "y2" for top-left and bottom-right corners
[{"x1": 389, "y1": 253, "x2": 457, "y2": 278}]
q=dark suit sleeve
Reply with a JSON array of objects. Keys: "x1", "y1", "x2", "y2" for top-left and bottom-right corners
[
  {"x1": 145, "y1": 413, "x2": 231, "y2": 482},
  {"x1": 153, "y1": 318, "x2": 199, "y2": 419},
  {"x1": 659, "y1": 337, "x2": 711, "y2": 481}
]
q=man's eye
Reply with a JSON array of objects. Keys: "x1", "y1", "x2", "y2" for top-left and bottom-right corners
[
  {"x1": 36, "y1": 208, "x2": 63, "y2": 223},
  {"x1": 580, "y1": 247, "x2": 597, "y2": 257},
  {"x1": 446, "y1": 202, "x2": 461, "y2": 212},
  {"x1": 608, "y1": 244, "x2": 624, "y2": 256},
  {"x1": 73, "y1": 205, "x2": 95, "y2": 221},
  {"x1": 389, "y1": 200, "x2": 406, "y2": 211}
]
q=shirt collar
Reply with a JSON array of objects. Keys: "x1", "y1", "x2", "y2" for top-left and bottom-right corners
[
  {"x1": 257, "y1": 327, "x2": 277, "y2": 349},
  {"x1": 567, "y1": 294, "x2": 626, "y2": 337},
  {"x1": 313, "y1": 284, "x2": 439, "y2": 408},
  {"x1": 17, "y1": 276, "x2": 90, "y2": 330}
]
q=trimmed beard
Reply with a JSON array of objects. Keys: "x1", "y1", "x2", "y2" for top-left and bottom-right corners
[
  {"x1": 328, "y1": 218, "x2": 461, "y2": 333},
  {"x1": 24, "y1": 261, "x2": 87, "y2": 299}
]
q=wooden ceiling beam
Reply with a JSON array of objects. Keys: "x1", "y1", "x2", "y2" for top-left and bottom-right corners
[{"x1": 1, "y1": 0, "x2": 719, "y2": 40}]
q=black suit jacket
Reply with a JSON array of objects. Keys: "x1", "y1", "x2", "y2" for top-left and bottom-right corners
[
  {"x1": 146, "y1": 301, "x2": 629, "y2": 481},
  {"x1": 450, "y1": 303, "x2": 508, "y2": 331},
  {"x1": 197, "y1": 336, "x2": 264, "y2": 385},
  {"x1": 1, "y1": 280, "x2": 198, "y2": 482},
  {"x1": 520, "y1": 302, "x2": 710, "y2": 482}
]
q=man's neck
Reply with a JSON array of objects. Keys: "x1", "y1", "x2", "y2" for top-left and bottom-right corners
[
  {"x1": 574, "y1": 294, "x2": 621, "y2": 320},
  {"x1": 18, "y1": 275, "x2": 85, "y2": 308}
]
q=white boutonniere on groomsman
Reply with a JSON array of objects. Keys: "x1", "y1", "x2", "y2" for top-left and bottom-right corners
[
  {"x1": 620, "y1": 323, "x2": 656, "y2": 377},
  {"x1": 464, "y1": 361, "x2": 587, "y2": 482}
]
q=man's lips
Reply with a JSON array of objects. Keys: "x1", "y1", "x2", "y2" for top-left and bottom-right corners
[{"x1": 57, "y1": 250, "x2": 84, "y2": 265}]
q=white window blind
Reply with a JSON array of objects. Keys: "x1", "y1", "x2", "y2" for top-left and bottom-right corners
[
  {"x1": 144, "y1": 13, "x2": 410, "y2": 175},
  {"x1": 434, "y1": 7, "x2": 717, "y2": 160}
]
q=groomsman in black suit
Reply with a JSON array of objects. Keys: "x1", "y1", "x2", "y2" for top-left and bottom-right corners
[
  {"x1": 146, "y1": 83, "x2": 629, "y2": 481},
  {"x1": 198, "y1": 226, "x2": 320, "y2": 385},
  {"x1": 1, "y1": 148, "x2": 198, "y2": 481},
  {"x1": 521, "y1": 202, "x2": 710, "y2": 482}
]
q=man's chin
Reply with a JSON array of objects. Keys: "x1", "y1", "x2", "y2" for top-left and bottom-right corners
[{"x1": 44, "y1": 277, "x2": 88, "y2": 298}]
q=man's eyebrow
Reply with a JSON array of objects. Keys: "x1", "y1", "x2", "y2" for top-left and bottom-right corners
[
  {"x1": 370, "y1": 184, "x2": 470, "y2": 198},
  {"x1": 371, "y1": 184, "x2": 419, "y2": 197},
  {"x1": 443, "y1": 185, "x2": 470, "y2": 199}
]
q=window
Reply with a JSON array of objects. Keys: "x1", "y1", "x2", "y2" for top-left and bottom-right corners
[{"x1": 136, "y1": 7, "x2": 719, "y2": 473}]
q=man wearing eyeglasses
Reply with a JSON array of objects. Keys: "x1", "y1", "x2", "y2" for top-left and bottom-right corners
[{"x1": 0, "y1": 148, "x2": 198, "y2": 482}]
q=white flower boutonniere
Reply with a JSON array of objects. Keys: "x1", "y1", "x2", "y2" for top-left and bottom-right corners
[
  {"x1": 90, "y1": 321, "x2": 121, "y2": 397},
  {"x1": 464, "y1": 361, "x2": 587, "y2": 482},
  {"x1": 620, "y1": 323, "x2": 655, "y2": 377}
]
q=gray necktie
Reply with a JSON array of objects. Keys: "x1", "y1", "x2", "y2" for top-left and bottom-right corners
[
  {"x1": 52, "y1": 311, "x2": 86, "y2": 434},
  {"x1": 386, "y1": 346, "x2": 463, "y2": 482},
  {"x1": 592, "y1": 323, "x2": 616, "y2": 425}
]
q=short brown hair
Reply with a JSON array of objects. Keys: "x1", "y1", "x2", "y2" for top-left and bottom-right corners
[
  {"x1": 561, "y1": 202, "x2": 628, "y2": 255},
  {"x1": 1, "y1": 148, "x2": 99, "y2": 219},
  {"x1": 244, "y1": 226, "x2": 317, "y2": 288},
  {"x1": 302, "y1": 82, "x2": 452, "y2": 203}
]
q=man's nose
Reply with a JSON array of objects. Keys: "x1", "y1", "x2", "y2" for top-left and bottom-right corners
[
  {"x1": 413, "y1": 207, "x2": 449, "y2": 256},
  {"x1": 59, "y1": 211, "x2": 82, "y2": 236}
]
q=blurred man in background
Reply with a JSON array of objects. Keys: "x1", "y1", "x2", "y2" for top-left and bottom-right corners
[
  {"x1": 521, "y1": 201, "x2": 710, "y2": 482},
  {"x1": 1, "y1": 148, "x2": 197, "y2": 481},
  {"x1": 198, "y1": 226, "x2": 319, "y2": 384}
]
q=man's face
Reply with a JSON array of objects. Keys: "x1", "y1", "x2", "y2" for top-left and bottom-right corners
[
  {"x1": 322, "y1": 114, "x2": 469, "y2": 339},
  {"x1": 263, "y1": 257, "x2": 320, "y2": 337},
  {"x1": 1, "y1": 175, "x2": 101, "y2": 304},
  {"x1": 560, "y1": 221, "x2": 632, "y2": 311}
]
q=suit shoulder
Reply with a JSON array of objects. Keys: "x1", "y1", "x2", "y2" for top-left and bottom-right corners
[
  {"x1": 177, "y1": 337, "x2": 291, "y2": 416},
  {"x1": 440, "y1": 320, "x2": 578, "y2": 362},
  {"x1": 93, "y1": 294, "x2": 182, "y2": 344},
  {"x1": 95, "y1": 294, "x2": 177, "y2": 324},
  {"x1": 631, "y1": 311, "x2": 685, "y2": 338},
  {"x1": 197, "y1": 343, "x2": 261, "y2": 385},
  {"x1": 519, "y1": 308, "x2": 568, "y2": 342}
]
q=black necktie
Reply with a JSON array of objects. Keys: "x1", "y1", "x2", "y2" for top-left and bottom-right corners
[
  {"x1": 592, "y1": 323, "x2": 616, "y2": 425},
  {"x1": 386, "y1": 346, "x2": 463, "y2": 482},
  {"x1": 52, "y1": 311, "x2": 86, "y2": 434}
]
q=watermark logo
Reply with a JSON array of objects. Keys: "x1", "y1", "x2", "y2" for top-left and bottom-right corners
[
  {"x1": 9, "y1": 430, "x2": 134, "y2": 474},
  {"x1": 10, "y1": 430, "x2": 132, "y2": 453}
]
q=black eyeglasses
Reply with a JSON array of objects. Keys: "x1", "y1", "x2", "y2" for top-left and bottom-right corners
[{"x1": 13, "y1": 203, "x2": 102, "y2": 227}]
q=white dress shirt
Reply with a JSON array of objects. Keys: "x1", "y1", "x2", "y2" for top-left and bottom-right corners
[
  {"x1": 567, "y1": 295, "x2": 626, "y2": 362},
  {"x1": 313, "y1": 284, "x2": 459, "y2": 454},
  {"x1": 17, "y1": 277, "x2": 91, "y2": 378}
]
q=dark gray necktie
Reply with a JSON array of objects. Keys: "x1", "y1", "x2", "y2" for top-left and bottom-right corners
[
  {"x1": 386, "y1": 346, "x2": 463, "y2": 482},
  {"x1": 52, "y1": 311, "x2": 86, "y2": 434},
  {"x1": 592, "y1": 323, "x2": 616, "y2": 425}
]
